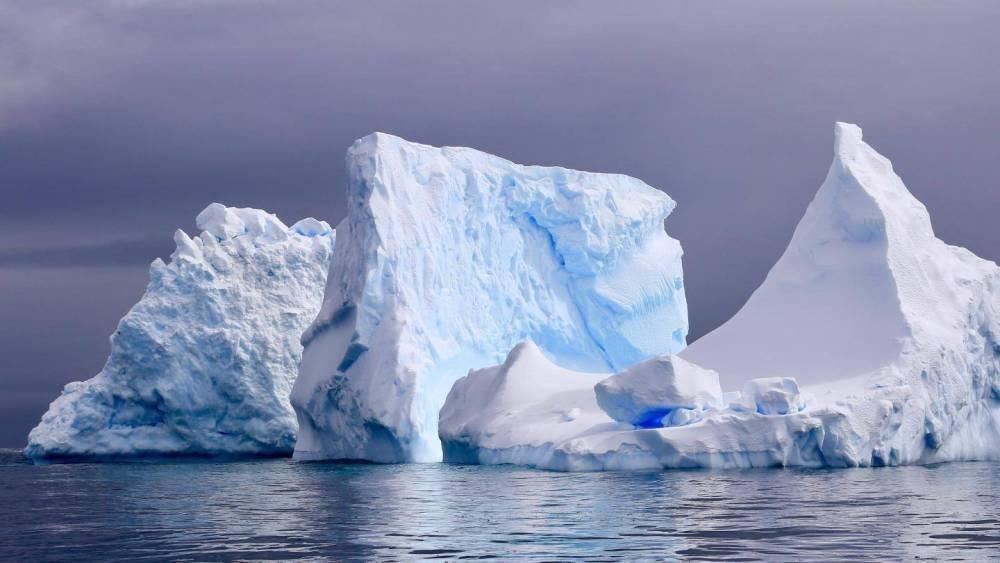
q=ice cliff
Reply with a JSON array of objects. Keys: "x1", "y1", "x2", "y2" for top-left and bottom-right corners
[
  {"x1": 292, "y1": 133, "x2": 688, "y2": 462},
  {"x1": 26, "y1": 204, "x2": 334, "y2": 459},
  {"x1": 440, "y1": 123, "x2": 1000, "y2": 470}
]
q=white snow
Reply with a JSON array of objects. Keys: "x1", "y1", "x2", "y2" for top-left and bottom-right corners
[
  {"x1": 594, "y1": 355, "x2": 722, "y2": 427},
  {"x1": 439, "y1": 341, "x2": 617, "y2": 467},
  {"x1": 26, "y1": 205, "x2": 334, "y2": 459},
  {"x1": 681, "y1": 124, "x2": 914, "y2": 389},
  {"x1": 292, "y1": 132, "x2": 688, "y2": 463},
  {"x1": 738, "y1": 377, "x2": 807, "y2": 416},
  {"x1": 439, "y1": 123, "x2": 1000, "y2": 470}
]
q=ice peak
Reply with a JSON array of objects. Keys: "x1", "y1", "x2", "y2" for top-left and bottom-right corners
[
  {"x1": 349, "y1": 131, "x2": 436, "y2": 164},
  {"x1": 832, "y1": 121, "x2": 864, "y2": 155},
  {"x1": 490, "y1": 341, "x2": 576, "y2": 404},
  {"x1": 683, "y1": 123, "x2": 925, "y2": 387},
  {"x1": 685, "y1": 121, "x2": 994, "y2": 390},
  {"x1": 824, "y1": 123, "x2": 934, "y2": 243},
  {"x1": 503, "y1": 340, "x2": 544, "y2": 370},
  {"x1": 361, "y1": 130, "x2": 405, "y2": 144},
  {"x1": 771, "y1": 122, "x2": 936, "y2": 270}
]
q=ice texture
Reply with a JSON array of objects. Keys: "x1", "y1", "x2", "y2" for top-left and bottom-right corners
[
  {"x1": 292, "y1": 133, "x2": 688, "y2": 462},
  {"x1": 440, "y1": 123, "x2": 1000, "y2": 470},
  {"x1": 440, "y1": 341, "x2": 615, "y2": 467},
  {"x1": 739, "y1": 377, "x2": 806, "y2": 415},
  {"x1": 26, "y1": 204, "x2": 335, "y2": 459},
  {"x1": 594, "y1": 356, "x2": 722, "y2": 427}
]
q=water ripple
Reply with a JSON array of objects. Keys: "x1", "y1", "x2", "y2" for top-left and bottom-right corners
[{"x1": 0, "y1": 450, "x2": 997, "y2": 561}]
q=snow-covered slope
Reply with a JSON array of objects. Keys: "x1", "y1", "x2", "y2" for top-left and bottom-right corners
[
  {"x1": 292, "y1": 133, "x2": 688, "y2": 462},
  {"x1": 26, "y1": 204, "x2": 335, "y2": 459},
  {"x1": 683, "y1": 123, "x2": 912, "y2": 388},
  {"x1": 440, "y1": 341, "x2": 615, "y2": 467},
  {"x1": 440, "y1": 123, "x2": 1000, "y2": 470}
]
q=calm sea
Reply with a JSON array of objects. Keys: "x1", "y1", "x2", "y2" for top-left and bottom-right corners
[{"x1": 1, "y1": 449, "x2": 997, "y2": 561}]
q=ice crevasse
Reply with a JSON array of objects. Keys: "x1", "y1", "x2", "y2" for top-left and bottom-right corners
[
  {"x1": 439, "y1": 123, "x2": 1000, "y2": 470},
  {"x1": 292, "y1": 133, "x2": 689, "y2": 463},
  {"x1": 26, "y1": 205, "x2": 335, "y2": 459}
]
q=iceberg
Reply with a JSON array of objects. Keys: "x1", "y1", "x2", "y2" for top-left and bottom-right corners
[
  {"x1": 440, "y1": 341, "x2": 615, "y2": 467},
  {"x1": 737, "y1": 377, "x2": 807, "y2": 416},
  {"x1": 26, "y1": 204, "x2": 335, "y2": 459},
  {"x1": 440, "y1": 123, "x2": 1000, "y2": 470},
  {"x1": 292, "y1": 133, "x2": 688, "y2": 462},
  {"x1": 594, "y1": 355, "x2": 722, "y2": 427}
]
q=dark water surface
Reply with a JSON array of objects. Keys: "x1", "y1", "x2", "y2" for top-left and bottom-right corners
[{"x1": 1, "y1": 449, "x2": 998, "y2": 561}]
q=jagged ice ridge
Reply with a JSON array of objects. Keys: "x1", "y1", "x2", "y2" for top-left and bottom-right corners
[{"x1": 26, "y1": 204, "x2": 334, "y2": 459}]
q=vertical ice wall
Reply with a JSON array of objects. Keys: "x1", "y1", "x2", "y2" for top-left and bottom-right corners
[{"x1": 292, "y1": 133, "x2": 688, "y2": 462}]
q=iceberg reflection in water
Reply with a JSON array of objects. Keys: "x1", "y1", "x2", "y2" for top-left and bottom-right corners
[{"x1": 2, "y1": 451, "x2": 998, "y2": 561}]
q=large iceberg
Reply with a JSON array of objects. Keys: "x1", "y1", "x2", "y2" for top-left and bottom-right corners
[
  {"x1": 292, "y1": 133, "x2": 688, "y2": 462},
  {"x1": 26, "y1": 204, "x2": 335, "y2": 459},
  {"x1": 440, "y1": 123, "x2": 1000, "y2": 470}
]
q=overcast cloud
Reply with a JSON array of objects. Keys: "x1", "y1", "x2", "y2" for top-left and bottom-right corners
[{"x1": 2, "y1": 1, "x2": 998, "y2": 446}]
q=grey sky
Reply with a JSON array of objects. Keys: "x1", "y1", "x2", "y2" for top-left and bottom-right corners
[{"x1": 2, "y1": 1, "x2": 998, "y2": 446}]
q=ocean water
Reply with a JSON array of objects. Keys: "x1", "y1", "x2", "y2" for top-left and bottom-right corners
[{"x1": 1, "y1": 449, "x2": 997, "y2": 561}]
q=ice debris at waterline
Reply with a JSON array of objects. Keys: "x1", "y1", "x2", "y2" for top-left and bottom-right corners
[
  {"x1": 26, "y1": 204, "x2": 335, "y2": 459},
  {"x1": 292, "y1": 132, "x2": 688, "y2": 463},
  {"x1": 439, "y1": 123, "x2": 1000, "y2": 471}
]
